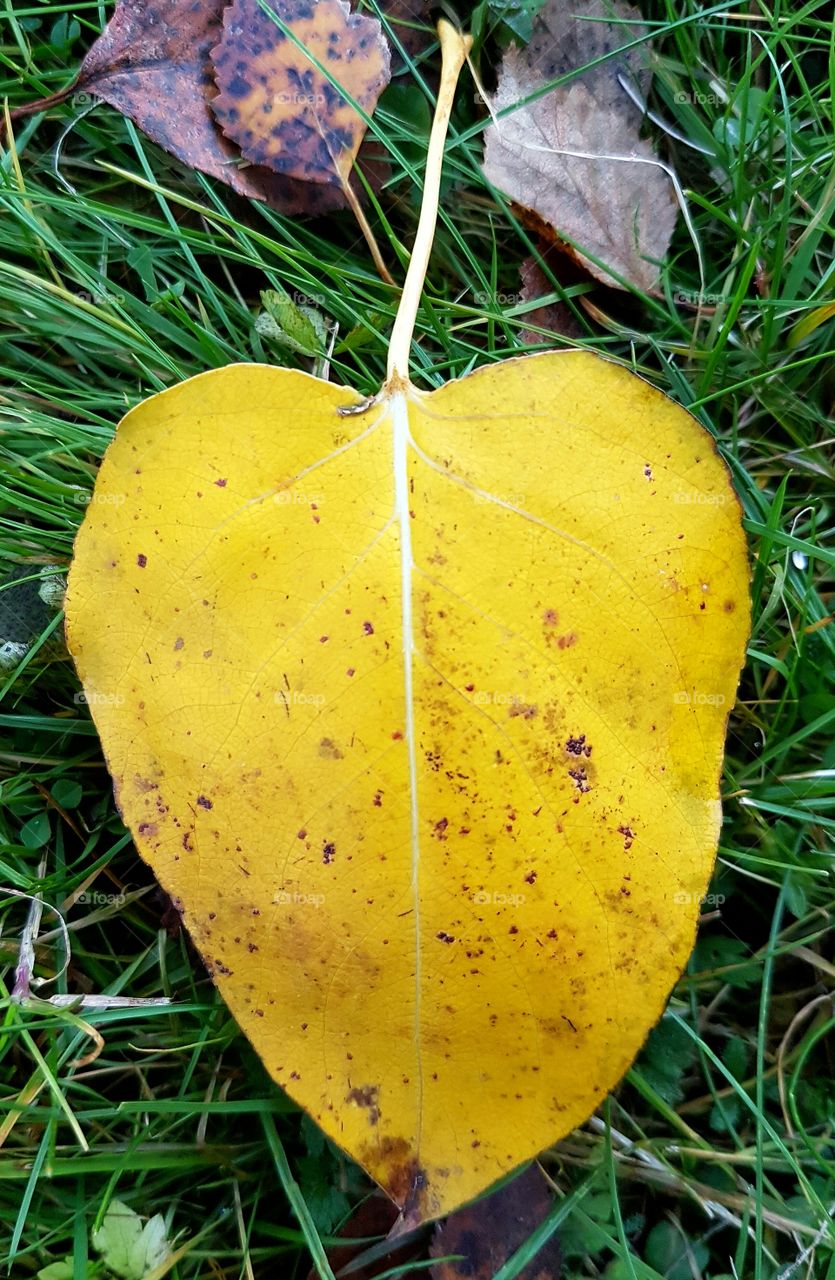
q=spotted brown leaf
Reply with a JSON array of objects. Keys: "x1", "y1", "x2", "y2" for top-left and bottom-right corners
[
  {"x1": 212, "y1": 0, "x2": 391, "y2": 185},
  {"x1": 69, "y1": 0, "x2": 346, "y2": 214}
]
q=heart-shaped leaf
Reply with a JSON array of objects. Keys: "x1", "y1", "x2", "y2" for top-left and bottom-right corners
[{"x1": 65, "y1": 22, "x2": 749, "y2": 1228}]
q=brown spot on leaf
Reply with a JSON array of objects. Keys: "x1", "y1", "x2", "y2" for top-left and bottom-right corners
[
  {"x1": 358, "y1": 1135, "x2": 425, "y2": 1213},
  {"x1": 346, "y1": 1083, "x2": 380, "y2": 1125},
  {"x1": 568, "y1": 766, "x2": 591, "y2": 794}
]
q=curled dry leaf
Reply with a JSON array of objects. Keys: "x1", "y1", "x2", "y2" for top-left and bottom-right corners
[
  {"x1": 212, "y1": 0, "x2": 391, "y2": 186},
  {"x1": 483, "y1": 0, "x2": 678, "y2": 292}
]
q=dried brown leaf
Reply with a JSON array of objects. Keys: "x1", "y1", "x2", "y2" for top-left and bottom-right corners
[
  {"x1": 10, "y1": 0, "x2": 415, "y2": 215},
  {"x1": 71, "y1": 0, "x2": 346, "y2": 214},
  {"x1": 373, "y1": 0, "x2": 432, "y2": 67},
  {"x1": 429, "y1": 1165, "x2": 561, "y2": 1280},
  {"x1": 518, "y1": 252, "x2": 585, "y2": 344},
  {"x1": 211, "y1": 0, "x2": 390, "y2": 186},
  {"x1": 522, "y1": 0, "x2": 652, "y2": 106},
  {"x1": 303, "y1": 1195, "x2": 413, "y2": 1280},
  {"x1": 483, "y1": 0, "x2": 677, "y2": 292}
]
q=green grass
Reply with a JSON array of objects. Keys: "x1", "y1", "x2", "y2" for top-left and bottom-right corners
[{"x1": 1, "y1": 0, "x2": 834, "y2": 1276}]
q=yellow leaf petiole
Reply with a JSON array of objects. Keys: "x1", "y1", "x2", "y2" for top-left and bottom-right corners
[{"x1": 386, "y1": 21, "x2": 472, "y2": 387}]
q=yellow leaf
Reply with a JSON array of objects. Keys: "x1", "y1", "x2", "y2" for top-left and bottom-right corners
[{"x1": 65, "y1": 22, "x2": 749, "y2": 1228}]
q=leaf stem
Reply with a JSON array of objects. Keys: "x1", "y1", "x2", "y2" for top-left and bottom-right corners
[
  {"x1": 340, "y1": 174, "x2": 396, "y2": 286},
  {"x1": 386, "y1": 20, "x2": 472, "y2": 385}
]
